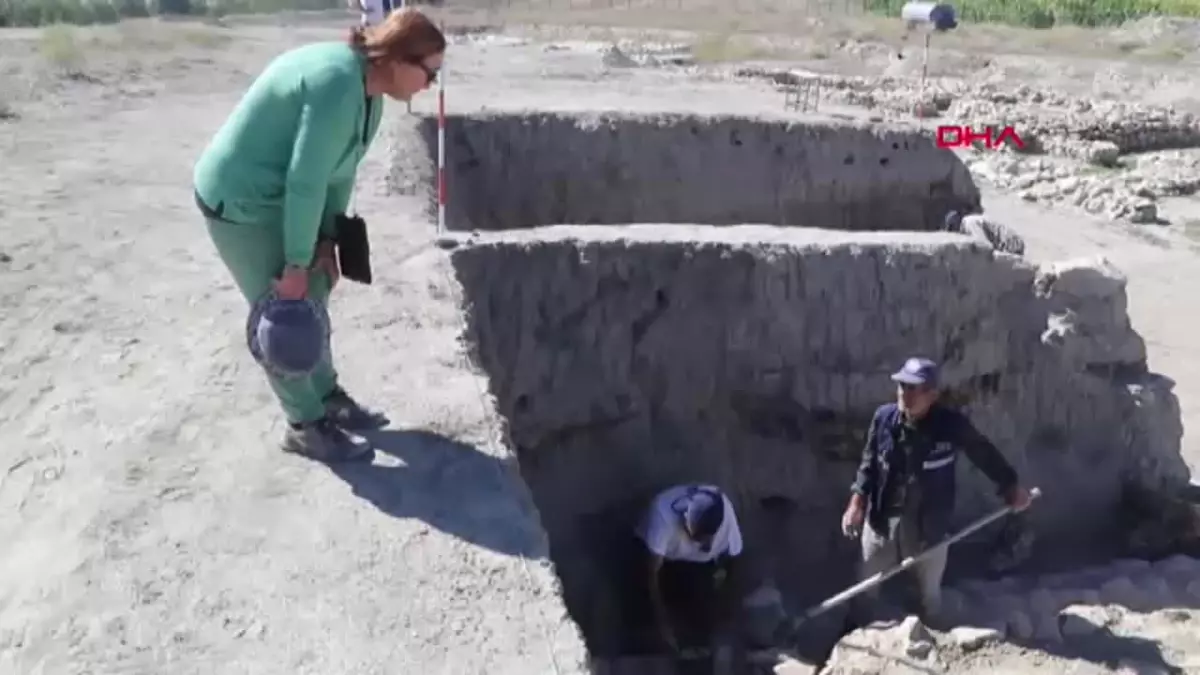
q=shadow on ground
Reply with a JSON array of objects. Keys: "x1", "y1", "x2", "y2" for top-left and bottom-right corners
[
  {"x1": 1006, "y1": 620, "x2": 1184, "y2": 673},
  {"x1": 328, "y1": 428, "x2": 546, "y2": 559}
]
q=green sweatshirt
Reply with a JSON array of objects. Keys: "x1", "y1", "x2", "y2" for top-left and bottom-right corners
[{"x1": 193, "y1": 42, "x2": 384, "y2": 267}]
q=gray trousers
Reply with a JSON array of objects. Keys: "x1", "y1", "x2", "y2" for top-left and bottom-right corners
[{"x1": 855, "y1": 513, "x2": 947, "y2": 622}]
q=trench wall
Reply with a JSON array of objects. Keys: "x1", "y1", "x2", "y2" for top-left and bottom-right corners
[
  {"x1": 393, "y1": 111, "x2": 981, "y2": 232},
  {"x1": 446, "y1": 224, "x2": 1189, "y2": 653}
]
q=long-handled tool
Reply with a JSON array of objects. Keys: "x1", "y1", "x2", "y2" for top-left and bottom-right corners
[{"x1": 781, "y1": 487, "x2": 1042, "y2": 638}]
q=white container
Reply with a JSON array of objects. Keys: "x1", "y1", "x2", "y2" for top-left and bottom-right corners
[{"x1": 901, "y1": 1, "x2": 958, "y2": 30}]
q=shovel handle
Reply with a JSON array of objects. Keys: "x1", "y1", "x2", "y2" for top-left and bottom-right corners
[{"x1": 793, "y1": 487, "x2": 1042, "y2": 628}]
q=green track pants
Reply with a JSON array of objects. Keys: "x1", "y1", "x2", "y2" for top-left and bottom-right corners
[{"x1": 205, "y1": 217, "x2": 339, "y2": 425}]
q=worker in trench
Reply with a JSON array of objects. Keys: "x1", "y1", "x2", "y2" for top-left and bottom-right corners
[
  {"x1": 610, "y1": 483, "x2": 744, "y2": 656},
  {"x1": 840, "y1": 357, "x2": 1034, "y2": 626}
]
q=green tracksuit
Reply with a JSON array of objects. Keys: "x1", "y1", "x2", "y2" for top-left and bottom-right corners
[{"x1": 194, "y1": 41, "x2": 384, "y2": 424}]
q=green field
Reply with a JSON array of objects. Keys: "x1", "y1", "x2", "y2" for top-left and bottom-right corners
[{"x1": 867, "y1": 0, "x2": 1200, "y2": 27}]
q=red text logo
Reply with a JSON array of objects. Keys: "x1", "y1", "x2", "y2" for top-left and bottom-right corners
[{"x1": 936, "y1": 125, "x2": 1026, "y2": 151}]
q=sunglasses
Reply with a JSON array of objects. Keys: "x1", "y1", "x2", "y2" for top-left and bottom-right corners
[{"x1": 407, "y1": 58, "x2": 438, "y2": 85}]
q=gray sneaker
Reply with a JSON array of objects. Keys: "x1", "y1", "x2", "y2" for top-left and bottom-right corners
[
  {"x1": 282, "y1": 417, "x2": 374, "y2": 463},
  {"x1": 323, "y1": 386, "x2": 389, "y2": 431}
]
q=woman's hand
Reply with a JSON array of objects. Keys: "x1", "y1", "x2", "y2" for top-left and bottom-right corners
[
  {"x1": 314, "y1": 240, "x2": 340, "y2": 289},
  {"x1": 273, "y1": 264, "x2": 310, "y2": 300}
]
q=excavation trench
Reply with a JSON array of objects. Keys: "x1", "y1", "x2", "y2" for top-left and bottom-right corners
[{"x1": 392, "y1": 112, "x2": 1190, "y2": 673}]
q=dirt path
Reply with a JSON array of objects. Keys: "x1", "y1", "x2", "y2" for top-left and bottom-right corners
[{"x1": 0, "y1": 22, "x2": 586, "y2": 675}]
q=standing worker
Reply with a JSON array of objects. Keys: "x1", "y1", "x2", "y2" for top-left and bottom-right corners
[
  {"x1": 840, "y1": 357, "x2": 1033, "y2": 624},
  {"x1": 351, "y1": 0, "x2": 405, "y2": 28},
  {"x1": 192, "y1": 9, "x2": 445, "y2": 462}
]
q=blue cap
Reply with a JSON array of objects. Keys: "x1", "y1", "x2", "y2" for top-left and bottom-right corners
[
  {"x1": 246, "y1": 294, "x2": 330, "y2": 380},
  {"x1": 686, "y1": 485, "x2": 720, "y2": 538},
  {"x1": 891, "y1": 357, "x2": 939, "y2": 387}
]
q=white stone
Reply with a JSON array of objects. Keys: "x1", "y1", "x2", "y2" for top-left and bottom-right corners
[
  {"x1": 948, "y1": 625, "x2": 1004, "y2": 652},
  {"x1": 773, "y1": 657, "x2": 817, "y2": 675},
  {"x1": 1084, "y1": 141, "x2": 1121, "y2": 167},
  {"x1": 1058, "y1": 604, "x2": 1116, "y2": 637},
  {"x1": 900, "y1": 615, "x2": 934, "y2": 658}
]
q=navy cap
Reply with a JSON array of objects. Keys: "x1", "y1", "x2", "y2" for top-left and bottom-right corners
[
  {"x1": 891, "y1": 357, "x2": 939, "y2": 387},
  {"x1": 246, "y1": 294, "x2": 330, "y2": 380}
]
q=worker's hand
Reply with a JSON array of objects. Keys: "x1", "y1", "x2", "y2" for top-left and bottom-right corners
[
  {"x1": 314, "y1": 240, "x2": 340, "y2": 290},
  {"x1": 1005, "y1": 485, "x2": 1033, "y2": 513},
  {"x1": 658, "y1": 621, "x2": 679, "y2": 654},
  {"x1": 273, "y1": 265, "x2": 310, "y2": 300},
  {"x1": 841, "y1": 500, "x2": 865, "y2": 539}
]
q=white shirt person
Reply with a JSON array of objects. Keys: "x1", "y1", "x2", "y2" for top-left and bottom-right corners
[{"x1": 635, "y1": 483, "x2": 744, "y2": 652}]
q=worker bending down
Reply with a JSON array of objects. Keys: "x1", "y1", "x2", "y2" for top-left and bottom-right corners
[
  {"x1": 614, "y1": 483, "x2": 744, "y2": 654},
  {"x1": 841, "y1": 357, "x2": 1033, "y2": 625}
]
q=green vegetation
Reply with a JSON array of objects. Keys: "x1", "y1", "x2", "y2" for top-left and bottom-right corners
[
  {"x1": 0, "y1": 0, "x2": 343, "y2": 28},
  {"x1": 868, "y1": 0, "x2": 1200, "y2": 28},
  {"x1": 38, "y1": 22, "x2": 85, "y2": 72}
]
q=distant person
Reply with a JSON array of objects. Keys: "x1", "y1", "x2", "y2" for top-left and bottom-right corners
[
  {"x1": 351, "y1": 0, "x2": 405, "y2": 27},
  {"x1": 192, "y1": 9, "x2": 444, "y2": 463},
  {"x1": 840, "y1": 357, "x2": 1033, "y2": 624},
  {"x1": 619, "y1": 484, "x2": 744, "y2": 654}
]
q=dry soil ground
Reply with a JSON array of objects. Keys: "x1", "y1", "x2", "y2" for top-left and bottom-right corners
[{"x1": 2, "y1": 7, "x2": 1200, "y2": 675}]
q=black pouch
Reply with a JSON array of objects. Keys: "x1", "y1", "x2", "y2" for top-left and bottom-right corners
[{"x1": 334, "y1": 213, "x2": 372, "y2": 285}]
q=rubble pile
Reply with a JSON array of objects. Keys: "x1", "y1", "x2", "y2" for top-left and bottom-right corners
[
  {"x1": 962, "y1": 148, "x2": 1200, "y2": 224},
  {"x1": 731, "y1": 67, "x2": 1200, "y2": 225},
  {"x1": 816, "y1": 555, "x2": 1200, "y2": 674}
]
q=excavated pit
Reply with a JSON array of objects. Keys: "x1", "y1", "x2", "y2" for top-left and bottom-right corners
[
  {"x1": 396, "y1": 111, "x2": 982, "y2": 232},
  {"x1": 391, "y1": 111, "x2": 1191, "y2": 672}
]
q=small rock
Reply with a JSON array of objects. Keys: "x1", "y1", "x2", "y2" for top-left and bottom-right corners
[
  {"x1": 1085, "y1": 141, "x2": 1121, "y2": 167},
  {"x1": 1129, "y1": 200, "x2": 1158, "y2": 224},
  {"x1": 948, "y1": 625, "x2": 1004, "y2": 652},
  {"x1": 743, "y1": 583, "x2": 786, "y2": 647},
  {"x1": 0, "y1": 251, "x2": 11, "y2": 263},
  {"x1": 773, "y1": 656, "x2": 817, "y2": 675},
  {"x1": 600, "y1": 44, "x2": 637, "y2": 68},
  {"x1": 900, "y1": 615, "x2": 933, "y2": 658},
  {"x1": 1058, "y1": 605, "x2": 1115, "y2": 637}
]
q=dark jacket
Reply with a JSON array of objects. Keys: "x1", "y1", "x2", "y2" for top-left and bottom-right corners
[{"x1": 851, "y1": 402, "x2": 1019, "y2": 541}]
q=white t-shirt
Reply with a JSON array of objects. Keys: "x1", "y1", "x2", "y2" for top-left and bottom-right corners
[
  {"x1": 636, "y1": 484, "x2": 743, "y2": 563},
  {"x1": 358, "y1": 0, "x2": 402, "y2": 26}
]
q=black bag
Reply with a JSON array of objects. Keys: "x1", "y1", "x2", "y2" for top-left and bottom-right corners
[{"x1": 333, "y1": 213, "x2": 372, "y2": 285}]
